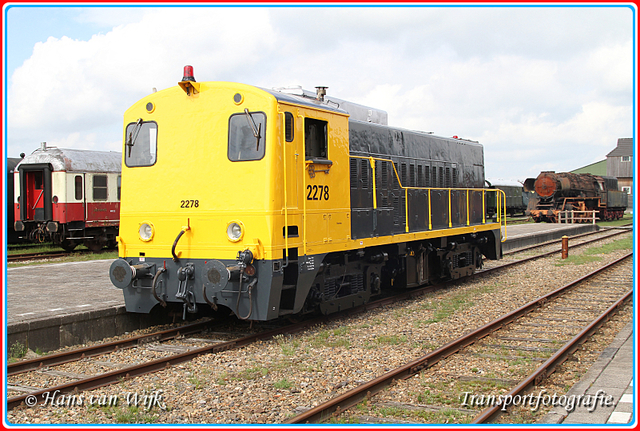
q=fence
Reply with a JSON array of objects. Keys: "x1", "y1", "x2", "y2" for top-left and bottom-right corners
[{"x1": 557, "y1": 210, "x2": 598, "y2": 224}]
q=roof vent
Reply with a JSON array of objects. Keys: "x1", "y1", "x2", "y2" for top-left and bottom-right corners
[{"x1": 315, "y1": 86, "x2": 328, "y2": 102}]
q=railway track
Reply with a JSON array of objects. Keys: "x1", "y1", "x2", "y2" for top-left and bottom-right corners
[
  {"x1": 7, "y1": 249, "x2": 100, "y2": 263},
  {"x1": 7, "y1": 231, "x2": 632, "y2": 415},
  {"x1": 6, "y1": 315, "x2": 334, "y2": 410},
  {"x1": 285, "y1": 253, "x2": 633, "y2": 424}
]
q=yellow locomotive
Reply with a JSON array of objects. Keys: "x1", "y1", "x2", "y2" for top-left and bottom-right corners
[{"x1": 110, "y1": 66, "x2": 505, "y2": 321}]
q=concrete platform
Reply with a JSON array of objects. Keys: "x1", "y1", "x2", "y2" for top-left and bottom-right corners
[
  {"x1": 539, "y1": 322, "x2": 636, "y2": 425},
  {"x1": 5, "y1": 260, "x2": 158, "y2": 352},
  {"x1": 502, "y1": 222, "x2": 598, "y2": 253}
]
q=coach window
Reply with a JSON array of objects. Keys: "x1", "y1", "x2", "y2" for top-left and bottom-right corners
[
  {"x1": 305, "y1": 118, "x2": 328, "y2": 160},
  {"x1": 75, "y1": 176, "x2": 83, "y2": 200},
  {"x1": 117, "y1": 176, "x2": 121, "y2": 201},
  {"x1": 228, "y1": 111, "x2": 266, "y2": 161},
  {"x1": 125, "y1": 121, "x2": 157, "y2": 167},
  {"x1": 93, "y1": 175, "x2": 108, "y2": 200}
]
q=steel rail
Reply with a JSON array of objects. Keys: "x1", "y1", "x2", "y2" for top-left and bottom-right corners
[
  {"x1": 7, "y1": 320, "x2": 215, "y2": 376},
  {"x1": 7, "y1": 252, "x2": 68, "y2": 262},
  {"x1": 285, "y1": 252, "x2": 632, "y2": 424},
  {"x1": 472, "y1": 288, "x2": 632, "y2": 423},
  {"x1": 7, "y1": 249, "x2": 97, "y2": 262},
  {"x1": 6, "y1": 317, "x2": 324, "y2": 410}
]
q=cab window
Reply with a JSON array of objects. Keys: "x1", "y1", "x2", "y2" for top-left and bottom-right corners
[
  {"x1": 305, "y1": 118, "x2": 328, "y2": 160},
  {"x1": 228, "y1": 111, "x2": 266, "y2": 161},
  {"x1": 285, "y1": 112, "x2": 294, "y2": 142},
  {"x1": 125, "y1": 121, "x2": 157, "y2": 167}
]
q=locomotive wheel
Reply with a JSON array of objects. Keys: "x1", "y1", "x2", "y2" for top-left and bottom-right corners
[{"x1": 60, "y1": 240, "x2": 78, "y2": 252}]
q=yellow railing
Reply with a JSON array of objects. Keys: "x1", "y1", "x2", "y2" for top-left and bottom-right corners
[{"x1": 351, "y1": 155, "x2": 507, "y2": 241}]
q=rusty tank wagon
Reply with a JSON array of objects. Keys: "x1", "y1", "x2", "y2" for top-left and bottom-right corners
[{"x1": 524, "y1": 171, "x2": 627, "y2": 223}]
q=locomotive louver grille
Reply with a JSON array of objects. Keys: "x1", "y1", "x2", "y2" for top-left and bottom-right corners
[
  {"x1": 393, "y1": 196, "x2": 400, "y2": 224},
  {"x1": 401, "y1": 163, "x2": 407, "y2": 187},
  {"x1": 350, "y1": 159, "x2": 358, "y2": 188},
  {"x1": 393, "y1": 163, "x2": 399, "y2": 190},
  {"x1": 381, "y1": 161, "x2": 388, "y2": 189},
  {"x1": 361, "y1": 159, "x2": 369, "y2": 189}
]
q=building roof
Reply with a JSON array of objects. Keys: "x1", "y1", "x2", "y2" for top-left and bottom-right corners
[
  {"x1": 606, "y1": 138, "x2": 633, "y2": 157},
  {"x1": 571, "y1": 159, "x2": 607, "y2": 176}
]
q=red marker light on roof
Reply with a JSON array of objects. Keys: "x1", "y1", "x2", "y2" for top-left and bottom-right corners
[
  {"x1": 182, "y1": 65, "x2": 195, "y2": 82},
  {"x1": 453, "y1": 136, "x2": 459, "y2": 139},
  {"x1": 179, "y1": 65, "x2": 200, "y2": 95}
]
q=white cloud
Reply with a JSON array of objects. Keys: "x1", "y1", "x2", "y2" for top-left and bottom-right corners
[
  {"x1": 6, "y1": 6, "x2": 634, "y2": 182},
  {"x1": 8, "y1": 8, "x2": 278, "y2": 153}
]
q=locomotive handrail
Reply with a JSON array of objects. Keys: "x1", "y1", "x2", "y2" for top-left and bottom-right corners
[
  {"x1": 278, "y1": 108, "x2": 290, "y2": 268},
  {"x1": 298, "y1": 112, "x2": 308, "y2": 257},
  {"x1": 350, "y1": 155, "x2": 508, "y2": 241}
]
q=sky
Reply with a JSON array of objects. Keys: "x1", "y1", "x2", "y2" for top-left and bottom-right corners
[{"x1": 2, "y1": 4, "x2": 637, "y2": 183}]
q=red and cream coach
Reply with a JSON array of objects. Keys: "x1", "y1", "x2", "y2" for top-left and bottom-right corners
[{"x1": 13, "y1": 143, "x2": 121, "y2": 251}]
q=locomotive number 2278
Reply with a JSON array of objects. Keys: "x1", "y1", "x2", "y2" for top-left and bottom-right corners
[
  {"x1": 307, "y1": 185, "x2": 329, "y2": 201},
  {"x1": 180, "y1": 200, "x2": 200, "y2": 208}
]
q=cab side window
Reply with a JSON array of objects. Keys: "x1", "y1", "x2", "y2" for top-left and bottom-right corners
[
  {"x1": 285, "y1": 112, "x2": 294, "y2": 142},
  {"x1": 305, "y1": 118, "x2": 328, "y2": 160}
]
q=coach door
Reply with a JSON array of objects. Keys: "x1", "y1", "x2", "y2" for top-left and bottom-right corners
[{"x1": 19, "y1": 164, "x2": 52, "y2": 222}]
